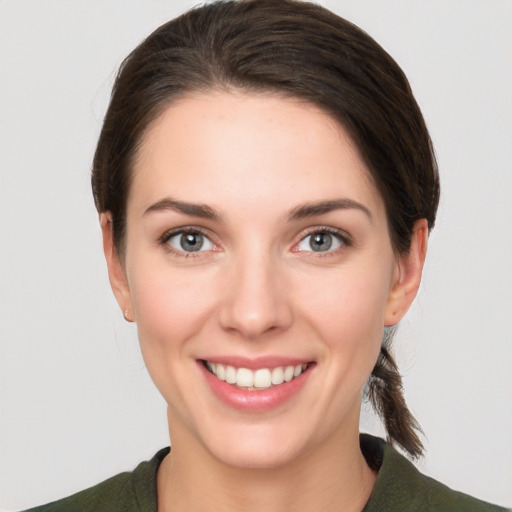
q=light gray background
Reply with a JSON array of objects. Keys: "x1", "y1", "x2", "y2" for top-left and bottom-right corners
[{"x1": 1, "y1": 0, "x2": 511, "y2": 510}]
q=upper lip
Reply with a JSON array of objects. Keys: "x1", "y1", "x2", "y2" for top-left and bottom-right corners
[{"x1": 199, "y1": 356, "x2": 314, "y2": 370}]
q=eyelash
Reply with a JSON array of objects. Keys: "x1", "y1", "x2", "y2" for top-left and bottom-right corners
[
  {"x1": 158, "y1": 226, "x2": 352, "y2": 258},
  {"x1": 293, "y1": 226, "x2": 352, "y2": 256},
  {"x1": 158, "y1": 227, "x2": 216, "y2": 258}
]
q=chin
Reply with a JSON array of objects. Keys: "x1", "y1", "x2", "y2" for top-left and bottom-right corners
[
  {"x1": 209, "y1": 438, "x2": 302, "y2": 470},
  {"x1": 193, "y1": 419, "x2": 311, "y2": 470}
]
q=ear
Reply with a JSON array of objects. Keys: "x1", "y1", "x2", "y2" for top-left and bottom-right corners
[
  {"x1": 99, "y1": 213, "x2": 134, "y2": 322},
  {"x1": 384, "y1": 219, "x2": 429, "y2": 326}
]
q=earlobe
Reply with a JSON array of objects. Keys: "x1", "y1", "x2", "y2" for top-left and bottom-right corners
[
  {"x1": 384, "y1": 219, "x2": 428, "y2": 326},
  {"x1": 99, "y1": 213, "x2": 134, "y2": 321}
]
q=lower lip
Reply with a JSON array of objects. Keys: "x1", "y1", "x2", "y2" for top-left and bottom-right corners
[{"x1": 198, "y1": 361, "x2": 313, "y2": 413}]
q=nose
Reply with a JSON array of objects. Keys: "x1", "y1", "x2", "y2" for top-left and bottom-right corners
[{"x1": 217, "y1": 250, "x2": 293, "y2": 340}]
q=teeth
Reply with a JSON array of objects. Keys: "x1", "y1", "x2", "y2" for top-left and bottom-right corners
[
  {"x1": 271, "y1": 367, "x2": 284, "y2": 385},
  {"x1": 205, "y1": 361, "x2": 309, "y2": 389},
  {"x1": 236, "y1": 368, "x2": 253, "y2": 387},
  {"x1": 253, "y1": 369, "x2": 272, "y2": 388},
  {"x1": 225, "y1": 365, "x2": 237, "y2": 384},
  {"x1": 283, "y1": 366, "x2": 294, "y2": 382},
  {"x1": 216, "y1": 364, "x2": 226, "y2": 381}
]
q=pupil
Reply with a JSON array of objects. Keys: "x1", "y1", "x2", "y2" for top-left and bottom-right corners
[
  {"x1": 180, "y1": 232, "x2": 203, "y2": 252},
  {"x1": 311, "y1": 232, "x2": 332, "y2": 252}
]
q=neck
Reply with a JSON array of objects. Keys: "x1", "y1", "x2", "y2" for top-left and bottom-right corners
[{"x1": 157, "y1": 415, "x2": 377, "y2": 512}]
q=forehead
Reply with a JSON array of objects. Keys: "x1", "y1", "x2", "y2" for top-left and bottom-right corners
[{"x1": 129, "y1": 91, "x2": 383, "y2": 217}]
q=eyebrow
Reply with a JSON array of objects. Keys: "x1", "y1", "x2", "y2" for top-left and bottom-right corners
[
  {"x1": 288, "y1": 198, "x2": 372, "y2": 221},
  {"x1": 144, "y1": 197, "x2": 222, "y2": 220},
  {"x1": 143, "y1": 197, "x2": 371, "y2": 223}
]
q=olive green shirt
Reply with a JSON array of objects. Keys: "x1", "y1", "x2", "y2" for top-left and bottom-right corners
[{"x1": 24, "y1": 435, "x2": 510, "y2": 511}]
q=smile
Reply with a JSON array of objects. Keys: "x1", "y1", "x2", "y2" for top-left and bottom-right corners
[{"x1": 204, "y1": 361, "x2": 310, "y2": 390}]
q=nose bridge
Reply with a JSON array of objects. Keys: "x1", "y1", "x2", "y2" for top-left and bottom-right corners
[{"x1": 218, "y1": 241, "x2": 292, "y2": 339}]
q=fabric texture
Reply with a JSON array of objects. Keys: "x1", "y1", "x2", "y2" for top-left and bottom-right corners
[{"x1": 23, "y1": 435, "x2": 509, "y2": 512}]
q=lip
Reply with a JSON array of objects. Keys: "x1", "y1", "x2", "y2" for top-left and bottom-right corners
[{"x1": 197, "y1": 358, "x2": 314, "y2": 412}]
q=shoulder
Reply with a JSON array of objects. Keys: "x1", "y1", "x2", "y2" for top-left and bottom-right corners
[
  {"x1": 21, "y1": 447, "x2": 169, "y2": 512},
  {"x1": 23, "y1": 472, "x2": 134, "y2": 512},
  {"x1": 361, "y1": 434, "x2": 510, "y2": 512}
]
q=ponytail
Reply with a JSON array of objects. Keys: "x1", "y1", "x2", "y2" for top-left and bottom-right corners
[{"x1": 367, "y1": 328, "x2": 424, "y2": 458}]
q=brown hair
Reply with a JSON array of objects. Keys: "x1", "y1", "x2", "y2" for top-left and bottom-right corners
[{"x1": 92, "y1": 0, "x2": 439, "y2": 458}]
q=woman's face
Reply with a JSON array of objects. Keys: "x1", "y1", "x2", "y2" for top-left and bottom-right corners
[{"x1": 104, "y1": 91, "x2": 421, "y2": 469}]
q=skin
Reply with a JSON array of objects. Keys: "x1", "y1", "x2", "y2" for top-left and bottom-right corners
[{"x1": 101, "y1": 91, "x2": 428, "y2": 512}]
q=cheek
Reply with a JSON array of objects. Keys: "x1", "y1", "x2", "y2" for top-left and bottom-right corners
[
  {"x1": 131, "y1": 269, "x2": 214, "y2": 345},
  {"x1": 296, "y1": 262, "x2": 392, "y2": 377},
  {"x1": 125, "y1": 248, "x2": 220, "y2": 375},
  {"x1": 302, "y1": 264, "x2": 391, "y2": 333},
  {"x1": 126, "y1": 262, "x2": 221, "y2": 413}
]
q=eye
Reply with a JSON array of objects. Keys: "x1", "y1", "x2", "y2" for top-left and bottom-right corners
[
  {"x1": 296, "y1": 230, "x2": 346, "y2": 253},
  {"x1": 165, "y1": 230, "x2": 215, "y2": 253}
]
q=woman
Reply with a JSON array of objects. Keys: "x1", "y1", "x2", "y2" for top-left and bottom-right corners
[{"x1": 11, "y1": 0, "x2": 510, "y2": 510}]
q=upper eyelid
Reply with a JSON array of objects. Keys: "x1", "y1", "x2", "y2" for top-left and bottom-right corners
[
  {"x1": 157, "y1": 225, "x2": 351, "y2": 250},
  {"x1": 296, "y1": 226, "x2": 351, "y2": 242},
  {"x1": 160, "y1": 226, "x2": 213, "y2": 243},
  {"x1": 291, "y1": 227, "x2": 352, "y2": 255},
  {"x1": 159, "y1": 227, "x2": 218, "y2": 258}
]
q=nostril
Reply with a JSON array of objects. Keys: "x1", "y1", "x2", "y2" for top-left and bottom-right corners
[{"x1": 217, "y1": 291, "x2": 294, "y2": 340}]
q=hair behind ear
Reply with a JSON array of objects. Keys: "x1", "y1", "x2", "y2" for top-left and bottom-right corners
[{"x1": 367, "y1": 327, "x2": 424, "y2": 458}]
